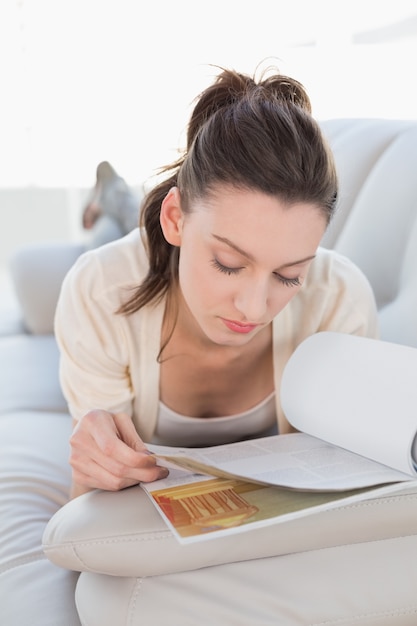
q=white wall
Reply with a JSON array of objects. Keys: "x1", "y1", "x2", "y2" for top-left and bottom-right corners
[
  {"x1": 0, "y1": 187, "x2": 89, "y2": 269},
  {"x1": 1, "y1": 0, "x2": 417, "y2": 274}
]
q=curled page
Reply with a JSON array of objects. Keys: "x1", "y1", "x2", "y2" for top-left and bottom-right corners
[{"x1": 280, "y1": 332, "x2": 417, "y2": 475}]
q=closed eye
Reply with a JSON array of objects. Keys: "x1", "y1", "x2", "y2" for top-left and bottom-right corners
[
  {"x1": 212, "y1": 258, "x2": 301, "y2": 287},
  {"x1": 211, "y1": 258, "x2": 243, "y2": 275},
  {"x1": 274, "y1": 274, "x2": 301, "y2": 287}
]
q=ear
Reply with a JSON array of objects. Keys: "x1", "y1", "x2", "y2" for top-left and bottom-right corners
[{"x1": 160, "y1": 187, "x2": 184, "y2": 246}]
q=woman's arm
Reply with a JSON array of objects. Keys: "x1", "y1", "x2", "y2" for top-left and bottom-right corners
[{"x1": 69, "y1": 412, "x2": 168, "y2": 499}]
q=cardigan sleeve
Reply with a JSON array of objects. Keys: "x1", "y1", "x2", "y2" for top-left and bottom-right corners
[
  {"x1": 288, "y1": 248, "x2": 380, "y2": 342},
  {"x1": 54, "y1": 231, "x2": 150, "y2": 423}
]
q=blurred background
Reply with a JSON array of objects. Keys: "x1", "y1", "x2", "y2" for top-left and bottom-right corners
[{"x1": 1, "y1": 0, "x2": 417, "y2": 284}]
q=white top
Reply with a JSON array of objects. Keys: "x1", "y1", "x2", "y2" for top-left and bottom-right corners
[
  {"x1": 153, "y1": 392, "x2": 277, "y2": 447},
  {"x1": 54, "y1": 228, "x2": 379, "y2": 443}
]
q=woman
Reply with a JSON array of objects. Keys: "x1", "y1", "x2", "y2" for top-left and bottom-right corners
[{"x1": 54, "y1": 66, "x2": 378, "y2": 499}]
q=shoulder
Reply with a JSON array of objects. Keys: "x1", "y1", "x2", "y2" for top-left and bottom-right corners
[
  {"x1": 61, "y1": 228, "x2": 148, "y2": 307},
  {"x1": 304, "y1": 247, "x2": 375, "y2": 303},
  {"x1": 280, "y1": 247, "x2": 379, "y2": 338},
  {"x1": 55, "y1": 228, "x2": 157, "y2": 376}
]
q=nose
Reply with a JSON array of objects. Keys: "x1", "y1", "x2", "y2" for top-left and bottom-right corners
[{"x1": 234, "y1": 277, "x2": 269, "y2": 322}]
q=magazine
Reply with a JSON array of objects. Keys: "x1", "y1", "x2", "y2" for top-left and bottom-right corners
[{"x1": 141, "y1": 332, "x2": 417, "y2": 543}]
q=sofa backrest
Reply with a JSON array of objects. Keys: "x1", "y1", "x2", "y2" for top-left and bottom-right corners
[
  {"x1": 320, "y1": 118, "x2": 417, "y2": 347},
  {"x1": 7, "y1": 119, "x2": 417, "y2": 348}
]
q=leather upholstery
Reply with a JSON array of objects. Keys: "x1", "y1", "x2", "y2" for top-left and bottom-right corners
[{"x1": 2, "y1": 118, "x2": 417, "y2": 625}]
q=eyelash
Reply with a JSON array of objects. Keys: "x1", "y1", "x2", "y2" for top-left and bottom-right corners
[{"x1": 211, "y1": 259, "x2": 301, "y2": 287}]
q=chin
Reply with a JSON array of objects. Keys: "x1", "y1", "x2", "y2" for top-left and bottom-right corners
[{"x1": 209, "y1": 330, "x2": 256, "y2": 348}]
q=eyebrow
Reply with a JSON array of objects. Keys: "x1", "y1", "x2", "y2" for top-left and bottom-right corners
[{"x1": 212, "y1": 234, "x2": 316, "y2": 269}]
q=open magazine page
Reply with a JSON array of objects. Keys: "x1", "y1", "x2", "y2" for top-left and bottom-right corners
[
  {"x1": 141, "y1": 467, "x2": 412, "y2": 544},
  {"x1": 142, "y1": 333, "x2": 417, "y2": 542},
  {"x1": 148, "y1": 432, "x2": 413, "y2": 492},
  {"x1": 281, "y1": 332, "x2": 417, "y2": 475}
]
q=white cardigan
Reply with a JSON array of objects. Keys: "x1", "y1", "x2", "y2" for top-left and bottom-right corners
[{"x1": 54, "y1": 228, "x2": 379, "y2": 441}]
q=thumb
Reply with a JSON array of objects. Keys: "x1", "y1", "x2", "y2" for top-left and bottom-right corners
[{"x1": 113, "y1": 412, "x2": 148, "y2": 452}]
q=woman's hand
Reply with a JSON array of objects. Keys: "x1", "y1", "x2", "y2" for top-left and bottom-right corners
[{"x1": 69, "y1": 410, "x2": 169, "y2": 498}]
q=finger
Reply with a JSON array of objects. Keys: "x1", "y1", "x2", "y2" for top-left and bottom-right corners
[
  {"x1": 71, "y1": 464, "x2": 140, "y2": 493},
  {"x1": 88, "y1": 411, "x2": 167, "y2": 473},
  {"x1": 74, "y1": 410, "x2": 145, "y2": 468},
  {"x1": 70, "y1": 428, "x2": 169, "y2": 485},
  {"x1": 70, "y1": 410, "x2": 169, "y2": 487},
  {"x1": 113, "y1": 412, "x2": 149, "y2": 452},
  {"x1": 71, "y1": 447, "x2": 168, "y2": 491},
  {"x1": 70, "y1": 434, "x2": 167, "y2": 483}
]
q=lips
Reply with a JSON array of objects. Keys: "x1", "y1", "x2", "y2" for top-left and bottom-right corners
[{"x1": 221, "y1": 318, "x2": 258, "y2": 334}]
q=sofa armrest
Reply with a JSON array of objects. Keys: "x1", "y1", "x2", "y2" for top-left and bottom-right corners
[{"x1": 43, "y1": 482, "x2": 417, "y2": 578}]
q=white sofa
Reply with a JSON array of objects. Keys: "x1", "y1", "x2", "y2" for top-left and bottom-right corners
[{"x1": 2, "y1": 118, "x2": 417, "y2": 625}]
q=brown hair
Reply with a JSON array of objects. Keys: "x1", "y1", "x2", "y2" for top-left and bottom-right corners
[{"x1": 119, "y1": 65, "x2": 337, "y2": 315}]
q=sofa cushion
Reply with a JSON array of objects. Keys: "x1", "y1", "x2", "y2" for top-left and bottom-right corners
[
  {"x1": 0, "y1": 411, "x2": 79, "y2": 626},
  {"x1": 43, "y1": 481, "x2": 417, "y2": 578},
  {"x1": 74, "y1": 536, "x2": 417, "y2": 626},
  {"x1": 0, "y1": 335, "x2": 67, "y2": 414},
  {"x1": 1, "y1": 560, "x2": 80, "y2": 626}
]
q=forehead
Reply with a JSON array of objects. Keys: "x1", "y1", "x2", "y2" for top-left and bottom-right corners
[
  {"x1": 188, "y1": 186, "x2": 327, "y2": 253},
  {"x1": 191, "y1": 184, "x2": 320, "y2": 216}
]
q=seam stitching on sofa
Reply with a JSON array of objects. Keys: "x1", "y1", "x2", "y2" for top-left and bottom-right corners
[
  {"x1": 331, "y1": 494, "x2": 417, "y2": 512},
  {"x1": 61, "y1": 529, "x2": 417, "y2": 550},
  {"x1": 44, "y1": 532, "x2": 173, "y2": 549},
  {"x1": 127, "y1": 578, "x2": 144, "y2": 625},
  {"x1": 72, "y1": 545, "x2": 95, "y2": 570},
  {"x1": 42, "y1": 495, "x2": 417, "y2": 549},
  {"x1": 291, "y1": 533, "x2": 417, "y2": 560},
  {"x1": 46, "y1": 532, "x2": 417, "y2": 572},
  {"x1": 310, "y1": 604, "x2": 417, "y2": 625},
  {"x1": 0, "y1": 550, "x2": 47, "y2": 574}
]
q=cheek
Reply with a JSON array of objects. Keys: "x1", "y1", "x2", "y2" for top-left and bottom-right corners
[
  {"x1": 178, "y1": 255, "x2": 233, "y2": 312},
  {"x1": 269, "y1": 285, "x2": 302, "y2": 317},
  {"x1": 178, "y1": 250, "x2": 211, "y2": 304}
]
